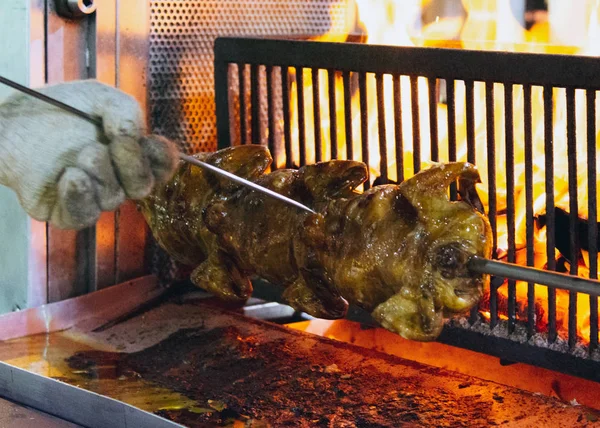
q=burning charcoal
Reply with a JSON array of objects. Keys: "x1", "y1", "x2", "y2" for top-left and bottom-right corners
[
  {"x1": 537, "y1": 208, "x2": 599, "y2": 264},
  {"x1": 478, "y1": 287, "x2": 546, "y2": 331}
]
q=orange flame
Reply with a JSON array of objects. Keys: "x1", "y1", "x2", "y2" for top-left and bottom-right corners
[{"x1": 284, "y1": 0, "x2": 600, "y2": 345}]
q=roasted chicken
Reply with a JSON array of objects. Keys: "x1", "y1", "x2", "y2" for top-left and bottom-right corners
[{"x1": 139, "y1": 146, "x2": 493, "y2": 341}]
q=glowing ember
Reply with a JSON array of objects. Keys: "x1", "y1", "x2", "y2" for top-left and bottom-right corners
[{"x1": 283, "y1": 0, "x2": 600, "y2": 344}]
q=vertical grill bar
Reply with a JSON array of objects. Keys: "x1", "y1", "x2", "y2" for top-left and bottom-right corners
[
  {"x1": 465, "y1": 80, "x2": 476, "y2": 164},
  {"x1": 410, "y1": 76, "x2": 421, "y2": 174},
  {"x1": 428, "y1": 78, "x2": 439, "y2": 162},
  {"x1": 465, "y1": 79, "x2": 478, "y2": 324},
  {"x1": 281, "y1": 67, "x2": 292, "y2": 168},
  {"x1": 312, "y1": 68, "x2": 322, "y2": 162},
  {"x1": 447, "y1": 80, "x2": 457, "y2": 200},
  {"x1": 328, "y1": 69, "x2": 338, "y2": 160},
  {"x1": 214, "y1": 60, "x2": 231, "y2": 148},
  {"x1": 588, "y1": 89, "x2": 599, "y2": 351},
  {"x1": 343, "y1": 71, "x2": 353, "y2": 160},
  {"x1": 524, "y1": 84, "x2": 535, "y2": 337},
  {"x1": 297, "y1": 67, "x2": 307, "y2": 166},
  {"x1": 486, "y1": 81, "x2": 498, "y2": 329},
  {"x1": 359, "y1": 72, "x2": 370, "y2": 190},
  {"x1": 239, "y1": 63, "x2": 247, "y2": 145},
  {"x1": 393, "y1": 75, "x2": 404, "y2": 183},
  {"x1": 266, "y1": 65, "x2": 275, "y2": 164},
  {"x1": 544, "y1": 85, "x2": 557, "y2": 343},
  {"x1": 250, "y1": 64, "x2": 260, "y2": 144},
  {"x1": 376, "y1": 73, "x2": 388, "y2": 184},
  {"x1": 566, "y1": 87, "x2": 579, "y2": 349},
  {"x1": 504, "y1": 83, "x2": 517, "y2": 334}
]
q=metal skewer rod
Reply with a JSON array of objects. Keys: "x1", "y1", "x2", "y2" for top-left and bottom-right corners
[
  {"x1": 469, "y1": 256, "x2": 600, "y2": 296},
  {"x1": 178, "y1": 153, "x2": 316, "y2": 214},
  {"x1": 0, "y1": 76, "x2": 315, "y2": 214},
  {"x1": 2, "y1": 76, "x2": 599, "y2": 293},
  {"x1": 0, "y1": 76, "x2": 100, "y2": 126}
]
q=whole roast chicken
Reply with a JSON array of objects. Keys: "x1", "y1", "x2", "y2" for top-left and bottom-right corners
[{"x1": 139, "y1": 145, "x2": 493, "y2": 341}]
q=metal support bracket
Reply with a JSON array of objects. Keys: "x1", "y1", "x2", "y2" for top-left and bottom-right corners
[{"x1": 55, "y1": 0, "x2": 97, "y2": 20}]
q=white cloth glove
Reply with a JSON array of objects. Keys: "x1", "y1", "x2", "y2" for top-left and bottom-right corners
[{"x1": 0, "y1": 80, "x2": 179, "y2": 230}]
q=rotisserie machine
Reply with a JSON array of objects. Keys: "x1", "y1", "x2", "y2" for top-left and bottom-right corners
[{"x1": 1, "y1": 1, "x2": 600, "y2": 426}]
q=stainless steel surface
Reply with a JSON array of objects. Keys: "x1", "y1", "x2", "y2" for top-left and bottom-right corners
[
  {"x1": 91, "y1": 0, "x2": 117, "y2": 290},
  {"x1": 46, "y1": 0, "x2": 95, "y2": 303},
  {"x1": 0, "y1": 361, "x2": 183, "y2": 428},
  {"x1": 243, "y1": 300, "x2": 313, "y2": 322},
  {"x1": 113, "y1": 0, "x2": 151, "y2": 285},
  {"x1": 1, "y1": 0, "x2": 146, "y2": 304},
  {"x1": 469, "y1": 256, "x2": 600, "y2": 297},
  {"x1": 0, "y1": 275, "x2": 163, "y2": 342},
  {"x1": 44, "y1": 0, "x2": 150, "y2": 300},
  {"x1": 0, "y1": 0, "x2": 48, "y2": 315},
  {"x1": 55, "y1": 0, "x2": 97, "y2": 20},
  {"x1": 179, "y1": 153, "x2": 317, "y2": 214},
  {"x1": 0, "y1": 396, "x2": 82, "y2": 428}
]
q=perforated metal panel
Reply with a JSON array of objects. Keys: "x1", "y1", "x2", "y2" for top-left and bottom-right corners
[{"x1": 148, "y1": 0, "x2": 353, "y2": 154}]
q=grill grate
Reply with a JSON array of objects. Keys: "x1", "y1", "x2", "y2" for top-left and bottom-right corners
[{"x1": 214, "y1": 37, "x2": 600, "y2": 380}]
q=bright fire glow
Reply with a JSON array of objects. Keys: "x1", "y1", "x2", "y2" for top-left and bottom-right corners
[{"x1": 284, "y1": 0, "x2": 600, "y2": 344}]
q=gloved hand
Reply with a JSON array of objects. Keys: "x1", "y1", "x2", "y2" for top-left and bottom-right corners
[{"x1": 0, "y1": 80, "x2": 179, "y2": 230}]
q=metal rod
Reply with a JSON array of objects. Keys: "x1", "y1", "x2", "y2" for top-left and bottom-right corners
[
  {"x1": 178, "y1": 153, "x2": 316, "y2": 214},
  {"x1": 410, "y1": 76, "x2": 421, "y2": 174},
  {"x1": 266, "y1": 65, "x2": 276, "y2": 163},
  {"x1": 297, "y1": 66, "x2": 307, "y2": 166},
  {"x1": 504, "y1": 83, "x2": 517, "y2": 334},
  {"x1": 214, "y1": 57, "x2": 231, "y2": 149},
  {"x1": 327, "y1": 69, "x2": 338, "y2": 160},
  {"x1": 447, "y1": 79, "x2": 457, "y2": 201},
  {"x1": 0, "y1": 76, "x2": 99, "y2": 126},
  {"x1": 587, "y1": 88, "x2": 599, "y2": 351},
  {"x1": 428, "y1": 77, "x2": 439, "y2": 162},
  {"x1": 281, "y1": 66, "x2": 293, "y2": 168},
  {"x1": 393, "y1": 74, "x2": 404, "y2": 183},
  {"x1": 376, "y1": 73, "x2": 388, "y2": 184},
  {"x1": 469, "y1": 257, "x2": 600, "y2": 297},
  {"x1": 466, "y1": 79, "x2": 477, "y2": 325},
  {"x1": 311, "y1": 68, "x2": 322, "y2": 162},
  {"x1": 566, "y1": 87, "x2": 579, "y2": 349},
  {"x1": 544, "y1": 85, "x2": 557, "y2": 343},
  {"x1": 238, "y1": 64, "x2": 247, "y2": 145},
  {"x1": 465, "y1": 80, "x2": 476, "y2": 164},
  {"x1": 343, "y1": 71, "x2": 353, "y2": 160},
  {"x1": 485, "y1": 81, "x2": 498, "y2": 329},
  {"x1": 359, "y1": 72, "x2": 369, "y2": 190},
  {"x1": 250, "y1": 64, "x2": 260, "y2": 145},
  {"x1": 523, "y1": 83, "x2": 535, "y2": 338}
]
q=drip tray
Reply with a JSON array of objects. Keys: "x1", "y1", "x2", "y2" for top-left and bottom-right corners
[{"x1": 0, "y1": 289, "x2": 595, "y2": 427}]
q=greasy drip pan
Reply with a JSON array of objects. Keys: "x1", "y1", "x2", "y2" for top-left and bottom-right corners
[{"x1": 0, "y1": 277, "x2": 595, "y2": 427}]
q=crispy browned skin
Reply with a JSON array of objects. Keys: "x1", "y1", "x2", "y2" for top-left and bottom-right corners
[{"x1": 139, "y1": 146, "x2": 493, "y2": 341}]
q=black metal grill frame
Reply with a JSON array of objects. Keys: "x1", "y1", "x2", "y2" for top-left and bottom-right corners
[{"x1": 213, "y1": 37, "x2": 600, "y2": 381}]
